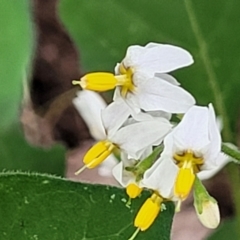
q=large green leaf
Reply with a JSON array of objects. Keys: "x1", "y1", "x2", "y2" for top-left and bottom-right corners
[
  {"x1": 59, "y1": 0, "x2": 240, "y2": 139},
  {"x1": 0, "y1": 125, "x2": 65, "y2": 176},
  {"x1": 0, "y1": 172, "x2": 174, "y2": 240},
  {"x1": 0, "y1": 1, "x2": 33, "y2": 127}
]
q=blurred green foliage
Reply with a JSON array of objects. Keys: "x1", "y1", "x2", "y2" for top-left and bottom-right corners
[
  {"x1": 0, "y1": 1, "x2": 33, "y2": 128},
  {"x1": 0, "y1": 1, "x2": 65, "y2": 176},
  {"x1": 208, "y1": 219, "x2": 237, "y2": 240},
  {"x1": 0, "y1": 125, "x2": 65, "y2": 176}
]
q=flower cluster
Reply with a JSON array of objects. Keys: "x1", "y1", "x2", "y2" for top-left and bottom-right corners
[{"x1": 73, "y1": 43, "x2": 229, "y2": 238}]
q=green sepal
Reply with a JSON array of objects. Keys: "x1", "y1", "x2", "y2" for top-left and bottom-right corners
[{"x1": 193, "y1": 176, "x2": 217, "y2": 214}]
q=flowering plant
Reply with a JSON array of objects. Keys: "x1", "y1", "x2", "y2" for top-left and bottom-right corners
[
  {"x1": 2, "y1": 1, "x2": 240, "y2": 239},
  {"x1": 72, "y1": 42, "x2": 239, "y2": 239}
]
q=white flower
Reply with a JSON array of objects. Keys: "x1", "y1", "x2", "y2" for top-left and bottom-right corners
[
  {"x1": 118, "y1": 42, "x2": 193, "y2": 77},
  {"x1": 73, "y1": 42, "x2": 195, "y2": 115},
  {"x1": 142, "y1": 104, "x2": 229, "y2": 203},
  {"x1": 73, "y1": 90, "x2": 119, "y2": 176},
  {"x1": 113, "y1": 43, "x2": 195, "y2": 114},
  {"x1": 112, "y1": 149, "x2": 152, "y2": 186},
  {"x1": 75, "y1": 96, "x2": 172, "y2": 174}
]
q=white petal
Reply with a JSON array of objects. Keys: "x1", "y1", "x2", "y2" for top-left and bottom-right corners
[
  {"x1": 122, "y1": 45, "x2": 146, "y2": 68},
  {"x1": 113, "y1": 87, "x2": 155, "y2": 122},
  {"x1": 133, "y1": 75, "x2": 195, "y2": 113},
  {"x1": 98, "y1": 154, "x2": 118, "y2": 177},
  {"x1": 142, "y1": 157, "x2": 178, "y2": 198},
  {"x1": 170, "y1": 106, "x2": 210, "y2": 151},
  {"x1": 204, "y1": 104, "x2": 222, "y2": 162},
  {"x1": 198, "y1": 153, "x2": 229, "y2": 180},
  {"x1": 112, "y1": 161, "x2": 135, "y2": 187},
  {"x1": 113, "y1": 87, "x2": 141, "y2": 114},
  {"x1": 111, "y1": 119, "x2": 172, "y2": 159},
  {"x1": 102, "y1": 100, "x2": 130, "y2": 137},
  {"x1": 114, "y1": 63, "x2": 121, "y2": 75},
  {"x1": 135, "y1": 43, "x2": 194, "y2": 76},
  {"x1": 73, "y1": 90, "x2": 106, "y2": 140},
  {"x1": 154, "y1": 73, "x2": 180, "y2": 86}
]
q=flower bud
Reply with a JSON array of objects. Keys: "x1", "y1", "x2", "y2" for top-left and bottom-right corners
[
  {"x1": 193, "y1": 176, "x2": 220, "y2": 229},
  {"x1": 195, "y1": 198, "x2": 220, "y2": 229}
]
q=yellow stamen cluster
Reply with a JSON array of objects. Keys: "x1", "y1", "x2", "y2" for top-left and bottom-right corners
[
  {"x1": 118, "y1": 63, "x2": 135, "y2": 97},
  {"x1": 75, "y1": 140, "x2": 115, "y2": 175},
  {"x1": 173, "y1": 150, "x2": 204, "y2": 205},
  {"x1": 126, "y1": 183, "x2": 143, "y2": 199},
  {"x1": 72, "y1": 63, "x2": 135, "y2": 97}
]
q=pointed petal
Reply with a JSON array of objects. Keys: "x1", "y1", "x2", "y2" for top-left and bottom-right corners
[
  {"x1": 111, "y1": 119, "x2": 172, "y2": 159},
  {"x1": 134, "y1": 75, "x2": 195, "y2": 113},
  {"x1": 102, "y1": 99, "x2": 131, "y2": 137},
  {"x1": 204, "y1": 104, "x2": 222, "y2": 162},
  {"x1": 135, "y1": 43, "x2": 193, "y2": 76},
  {"x1": 170, "y1": 106, "x2": 210, "y2": 151},
  {"x1": 142, "y1": 157, "x2": 178, "y2": 198},
  {"x1": 198, "y1": 153, "x2": 229, "y2": 180},
  {"x1": 73, "y1": 90, "x2": 106, "y2": 140}
]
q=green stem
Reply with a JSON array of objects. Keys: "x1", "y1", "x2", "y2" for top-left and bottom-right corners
[
  {"x1": 184, "y1": 0, "x2": 240, "y2": 237},
  {"x1": 221, "y1": 143, "x2": 240, "y2": 163}
]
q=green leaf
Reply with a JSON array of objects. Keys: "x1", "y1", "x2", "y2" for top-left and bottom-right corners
[
  {"x1": 0, "y1": 125, "x2": 65, "y2": 176},
  {"x1": 208, "y1": 219, "x2": 237, "y2": 240},
  {"x1": 0, "y1": 1, "x2": 33, "y2": 127},
  {"x1": 59, "y1": 0, "x2": 240, "y2": 139},
  {"x1": 0, "y1": 172, "x2": 174, "y2": 240}
]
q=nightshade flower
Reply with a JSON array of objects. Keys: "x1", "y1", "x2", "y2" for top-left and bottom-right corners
[
  {"x1": 143, "y1": 104, "x2": 228, "y2": 209},
  {"x1": 75, "y1": 98, "x2": 172, "y2": 174},
  {"x1": 73, "y1": 90, "x2": 118, "y2": 176},
  {"x1": 112, "y1": 149, "x2": 153, "y2": 199},
  {"x1": 72, "y1": 42, "x2": 195, "y2": 114}
]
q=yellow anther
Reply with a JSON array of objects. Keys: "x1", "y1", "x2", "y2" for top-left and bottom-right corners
[
  {"x1": 173, "y1": 149, "x2": 203, "y2": 203},
  {"x1": 174, "y1": 167, "x2": 195, "y2": 201},
  {"x1": 72, "y1": 72, "x2": 118, "y2": 91},
  {"x1": 126, "y1": 183, "x2": 143, "y2": 199},
  {"x1": 134, "y1": 193, "x2": 162, "y2": 231},
  {"x1": 75, "y1": 140, "x2": 115, "y2": 175},
  {"x1": 84, "y1": 140, "x2": 115, "y2": 168},
  {"x1": 72, "y1": 68, "x2": 135, "y2": 96}
]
